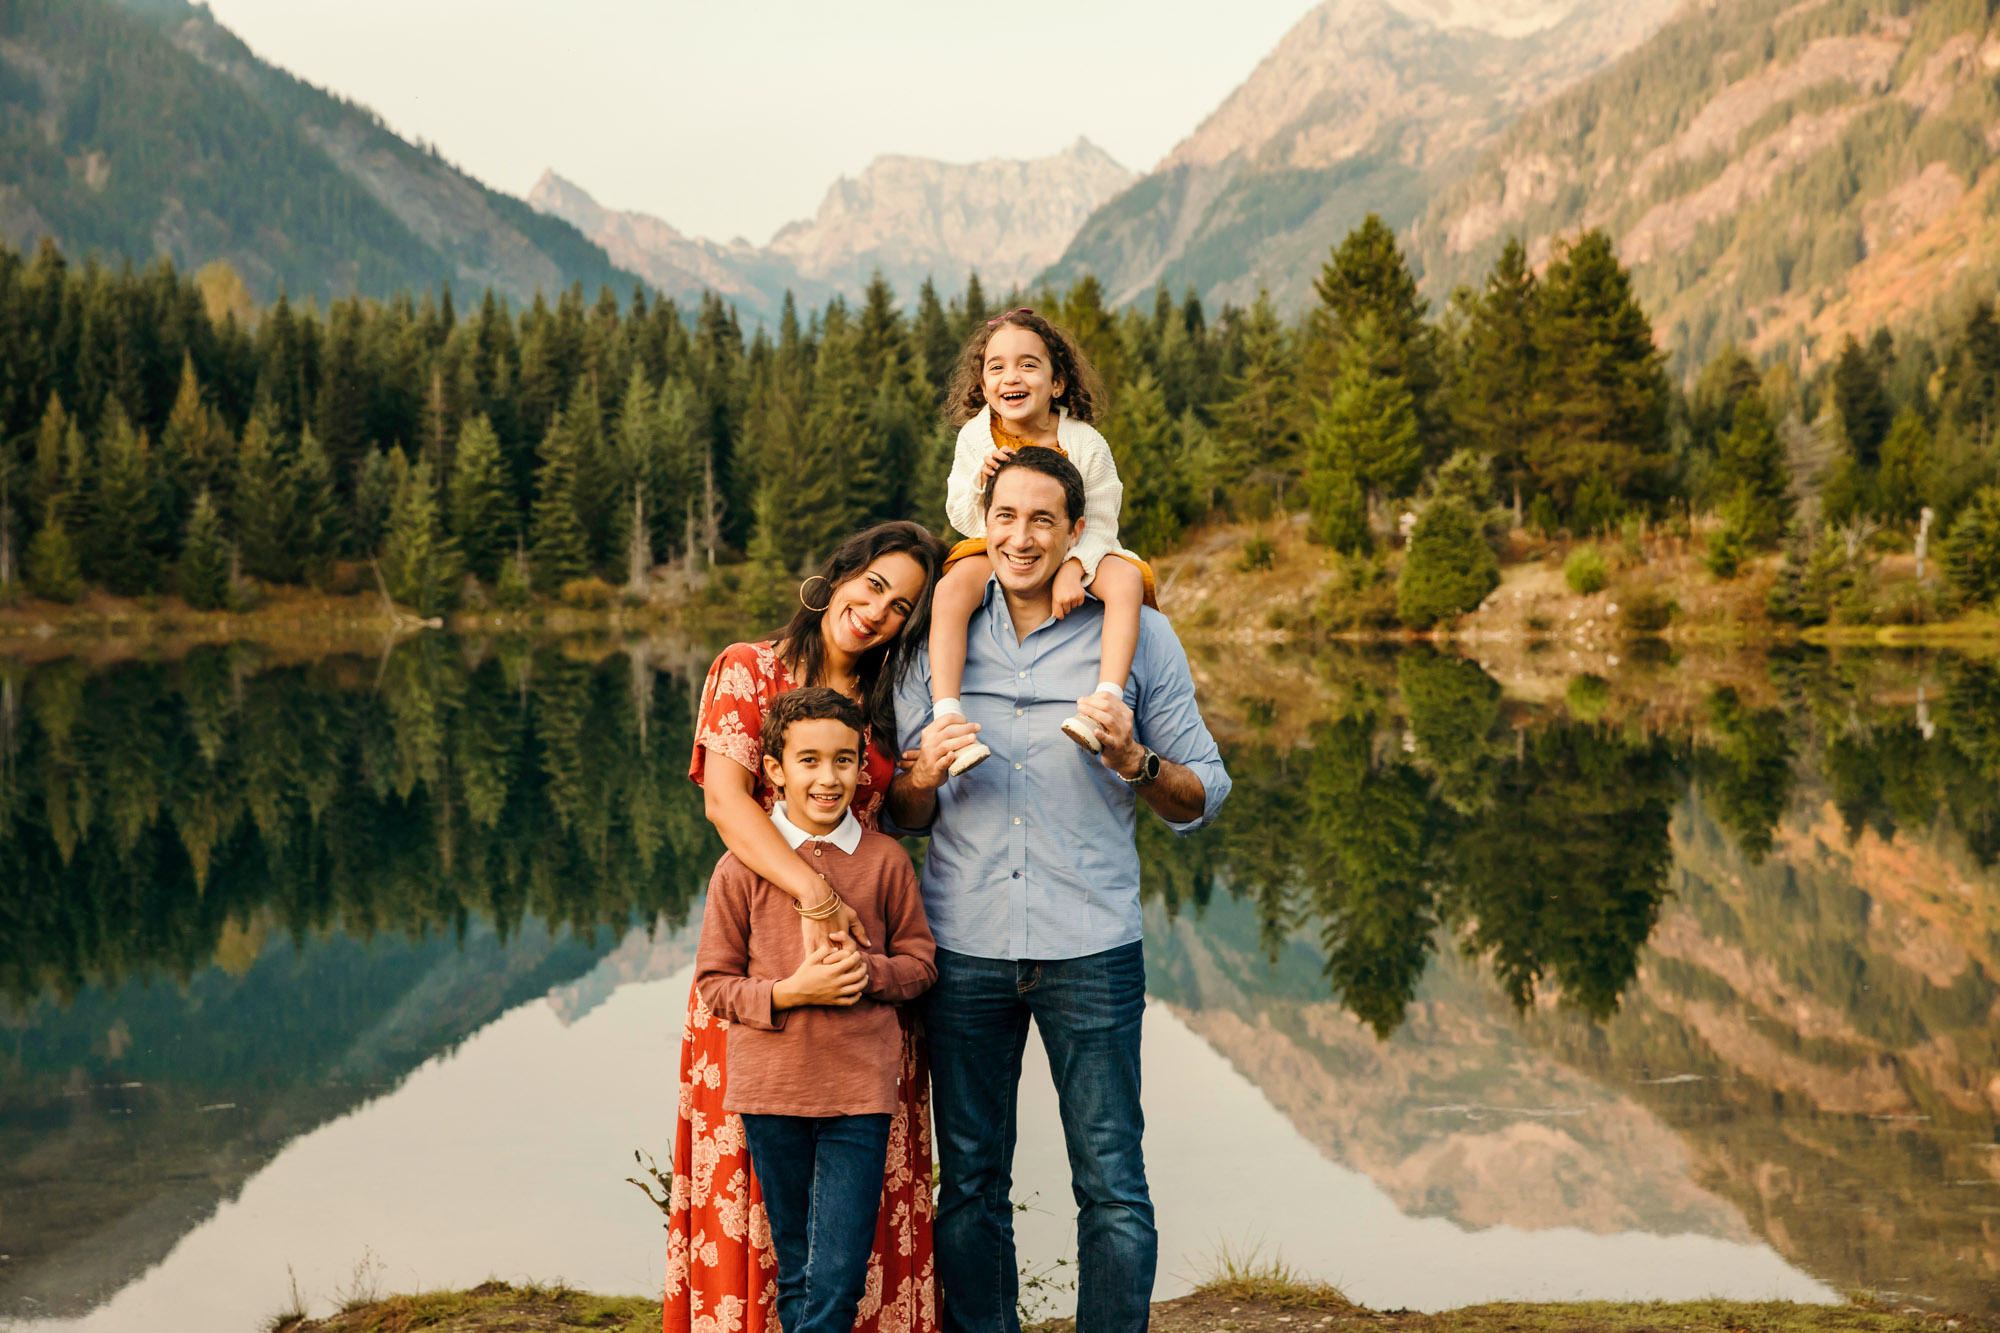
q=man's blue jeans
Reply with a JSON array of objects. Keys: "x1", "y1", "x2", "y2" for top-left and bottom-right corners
[
  {"x1": 922, "y1": 941, "x2": 1153, "y2": 1333},
  {"x1": 739, "y1": 1112, "x2": 893, "y2": 1333}
]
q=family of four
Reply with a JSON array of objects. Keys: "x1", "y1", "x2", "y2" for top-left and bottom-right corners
[{"x1": 666, "y1": 309, "x2": 1232, "y2": 1333}]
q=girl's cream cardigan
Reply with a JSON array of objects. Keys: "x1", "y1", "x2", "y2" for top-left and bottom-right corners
[{"x1": 943, "y1": 405, "x2": 1136, "y2": 584}]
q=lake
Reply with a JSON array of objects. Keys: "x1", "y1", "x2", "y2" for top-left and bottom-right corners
[{"x1": 1, "y1": 634, "x2": 1995, "y2": 1330}]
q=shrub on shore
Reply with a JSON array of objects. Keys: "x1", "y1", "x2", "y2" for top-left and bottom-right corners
[{"x1": 1397, "y1": 499, "x2": 1498, "y2": 629}]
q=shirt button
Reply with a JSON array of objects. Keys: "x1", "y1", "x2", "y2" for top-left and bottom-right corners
[
  {"x1": 1013, "y1": 816, "x2": 1022, "y2": 825},
  {"x1": 813, "y1": 846, "x2": 823, "y2": 857},
  {"x1": 1014, "y1": 763, "x2": 1022, "y2": 770},
  {"x1": 1015, "y1": 708, "x2": 1024, "y2": 716},
  {"x1": 1018, "y1": 670, "x2": 1026, "y2": 678}
]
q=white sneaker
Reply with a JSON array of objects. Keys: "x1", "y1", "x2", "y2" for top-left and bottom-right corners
[
  {"x1": 1059, "y1": 714, "x2": 1101, "y2": 753},
  {"x1": 949, "y1": 739, "x2": 991, "y2": 776}
]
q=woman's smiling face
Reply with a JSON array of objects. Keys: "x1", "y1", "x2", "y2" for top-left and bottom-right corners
[
  {"x1": 981, "y1": 325, "x2": 1065, "y2": 426},
  {"x1": 822, "y1": 551, "x2": 927, "y2": 657}
]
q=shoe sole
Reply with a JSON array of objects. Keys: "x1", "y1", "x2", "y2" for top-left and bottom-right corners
[
  {"x1": 949, "y1": 742, "x2": 991, "y2": 777},
  {"x1": 1060, "y1": 716, "x2": 1102, "y2": 754}
]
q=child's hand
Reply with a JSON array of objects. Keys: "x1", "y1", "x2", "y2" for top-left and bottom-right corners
[
  {"x1": 1052, "y1": 559, "x2": 1086, "y2": 618},
  {"x1": 773, "y1": 943, "x2": 868, "y2": 1010},
  {"x1": 977, "y1": 447, "x2": 1013, "y2": 485}
]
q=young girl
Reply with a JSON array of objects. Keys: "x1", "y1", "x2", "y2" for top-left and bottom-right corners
[{"x1": 930, "y1": 308, "x2": 1155, "y2": 775}]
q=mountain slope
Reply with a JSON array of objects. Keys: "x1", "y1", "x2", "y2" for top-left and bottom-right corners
[
  {"x1": 0, "y1": 0, "x2": 640, "y2": 304},
  {"x1": 532, "y1": 139, "x2": 1134, "y2": 320},
  {"x1": 1412, "y1": 0, "x2": 2000, "y2": 371},
  {"x1": 1042, "y1": 0, "x2": 1679, "y2": 311}
]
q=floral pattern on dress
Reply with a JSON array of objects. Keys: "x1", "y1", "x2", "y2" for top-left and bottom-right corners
[{"x1": 668, "y1": 641, "x2": 931, "y2": 1333}]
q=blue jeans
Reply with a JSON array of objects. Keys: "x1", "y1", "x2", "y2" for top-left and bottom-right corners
[
  {"x1": 739, "y1": 1112, "x2": 893, "y2": 1333},
  {"x1": 922, "y1": 941, "x2": 1153, "y2": 1333}
]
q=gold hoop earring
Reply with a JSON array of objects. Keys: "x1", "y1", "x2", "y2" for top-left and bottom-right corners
[{"x1": 798, "y1": 575, "x2": 832, "y2": 612}]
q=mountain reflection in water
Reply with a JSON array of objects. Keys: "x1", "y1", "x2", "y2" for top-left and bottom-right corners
[{"x1": 0, "y1": 639, "x2": 1994, "y2": 1326}]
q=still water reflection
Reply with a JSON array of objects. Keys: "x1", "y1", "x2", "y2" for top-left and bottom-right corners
[{"x1": 0, "y1": 640, "x2": 1994, "y2": 1328}]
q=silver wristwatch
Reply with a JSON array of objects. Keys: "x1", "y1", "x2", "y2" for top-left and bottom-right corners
[{"x1": 1120, "y1": 747, "x2": 1161, "y2": 787}]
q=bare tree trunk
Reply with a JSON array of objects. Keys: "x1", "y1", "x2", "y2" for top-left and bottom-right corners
[
  {"x1": 0, "y1": 497, "x2": 13, "y2": 587},
  {"x1": 701, "y1": 455, "x2": 723, "y2": 568},
  {"x1": 1915, "y1": 505, "x2": 1935, "y2": 582},
  {"x1": 684, "y1": 496, "x2": 699, "y2": 582},
  {"x1": 626, "y1": 485, "x2": 651, "y2": 590}
]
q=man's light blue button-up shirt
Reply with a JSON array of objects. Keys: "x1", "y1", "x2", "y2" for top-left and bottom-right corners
[{"x1": 894, "y1": 580, "x2": 1230, "y2": 961}]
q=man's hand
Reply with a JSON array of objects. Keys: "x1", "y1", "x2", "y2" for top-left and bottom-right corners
[
  {"x1": 905, "y1": 713, "x2": 984, "y2": 792},
  {"x1": 1074, "y1": 691, "x2": 1141, "y2": 778},
  {"x1": 773, "y1": 942, "x2": 868, "y2": 1009},
  {"x1": 1052, "y1": 558, "x2": 1086, "y2": 618},
  {"x1": 798, "y1": 900, "x2": 869, "y2": 952},
  {"x1": 976, "y1": 446, "x2": 1013, "y2": 485}
]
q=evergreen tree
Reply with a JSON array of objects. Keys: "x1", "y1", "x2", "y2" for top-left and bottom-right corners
[
  {"x1": 1215, "y1": 292, "x2": 1302, "y2": 514},
  {"x1": 352, "y1": 447, "x2": 397, "y2": 557},
  {"x1": 233, "y1": 413, "x2": 296, "y2": 583},
  {"x1": 1397, "y1": 498, "x2": 1499, "y2": 629},
  {"x1": 1830, "y1": 334, "x2": 1892, "y2": 468},
  {"x1": 1310, "y1": 215, "x2": 1442, "y2": 460},
  {"x1": 1107, "y1": 368, "x2": 1197, "y2": 554},
  {"x1": 530, "y1": 405, "x2": 590, "y2": 590},
  {"x1": 178, "y1": 490, "x2": 232, "y2": 611},
  {"x1": 1713, "y1": 390, "x2": 1792, "y2": 547},
  {"x1": 29, "y1": 393, "x2": 71, "y2": 531},
  {"x1": 1455, "y1": 238, "x2": 1539, "y2": 508},
  {"x1": 1944, "y1": 485, "x2": 2000, "y2": 607},
  {"x1": 1529, "y1": 231, "x2": 1670, "y2": 518},
  {"x1": 25, "y1": 505, "x2": 82, "y2": 604},
  {"x1": 1309, "y1": 317, "x2": 1421, "y2": 539},
  {"x1": 1875, "y1": 407, "x2": 1933, "y2": 523},
  {"x1": 915, "y1": 277, "x2": 956, "y2": 396},
  {"x1": 381, "y1": 450, "x2": 460, "y2": 615},
  {"x1": 449, "y1": 413, "x2": 515, "y2": 583},
  {"x1": 89, "y1": 408, "x2": 160, "y2": 595},
  {"x1": 291, "y1": 428, "x2": 344, "y2": 585},
  {"x1": 157, "y1": 356, "x2": 231, "y2": 532}
]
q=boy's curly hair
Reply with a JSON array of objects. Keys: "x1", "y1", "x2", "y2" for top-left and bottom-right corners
[
  {"x1": 945, "y1": 308, "x2": 1106, "y2": 427},
  {"x1": 759, "y1": 686, "x2": 867, "y2": 761}
]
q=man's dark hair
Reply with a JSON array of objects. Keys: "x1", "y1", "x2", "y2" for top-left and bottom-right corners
[
  {"x1": 981, "y1": 446, "x2": 1086, "y2": 525},
  {"x1": 760, "y1": 686, "x2": 868, "y2": 761}
]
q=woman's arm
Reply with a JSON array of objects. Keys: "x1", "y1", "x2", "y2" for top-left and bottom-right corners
[{"x1": 702, "y1": 748, "x2": 871, "y2": 948}]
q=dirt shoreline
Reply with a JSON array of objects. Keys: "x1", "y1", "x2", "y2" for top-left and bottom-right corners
[{"x1": 281, "y1": 1283, "x2": 1999, "y2": 1333}]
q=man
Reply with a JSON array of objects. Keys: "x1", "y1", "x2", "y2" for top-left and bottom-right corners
[{"x1": 889, "y1": 446, "x2": 1231, "y2": 1333}]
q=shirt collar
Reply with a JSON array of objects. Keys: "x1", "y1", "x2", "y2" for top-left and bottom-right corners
[{"x1": 771, "y1": 802, "x2": 863, "y2": 854}]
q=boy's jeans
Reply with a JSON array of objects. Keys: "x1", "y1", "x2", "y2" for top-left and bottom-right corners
[
  {"x1": 921, "y1": 941, "x2": 1154, "y2": 1333},
  {"x1": 739, "y1": 1112, "x2": 893, "y2": 1333}
]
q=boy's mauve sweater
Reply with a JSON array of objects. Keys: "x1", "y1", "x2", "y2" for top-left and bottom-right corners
[{"x1": 695, "y1": 830, "x2": 936, "y2": 1117}]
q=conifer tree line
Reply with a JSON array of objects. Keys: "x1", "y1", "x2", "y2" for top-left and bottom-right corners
[{"x1": 7, "y1": 223, "x2": 2000, "y2": 611}]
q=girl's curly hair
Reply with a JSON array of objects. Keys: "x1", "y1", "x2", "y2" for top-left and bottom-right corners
[{"x1": 945, "y1": 308, "x2": 1106, "y2": 427}]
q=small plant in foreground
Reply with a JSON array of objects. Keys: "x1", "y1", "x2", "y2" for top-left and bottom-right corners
[
  {"x1": 1193, "y1": 1240, "x2": 1351, "y2": 1310},
  {"x1": 1237, "y1": 531, "x2": 1277, "y2": 572},
  {"x1": 1564, "y1": 545, "x2": 1607, "y2": 595}
]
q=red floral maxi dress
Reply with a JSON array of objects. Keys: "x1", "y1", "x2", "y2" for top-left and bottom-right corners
[{"x1": 666, "y1": 639, "x2": 937, "y2": 1333}]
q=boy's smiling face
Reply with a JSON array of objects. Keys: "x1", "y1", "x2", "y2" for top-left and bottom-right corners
[{"x1": 761, "y1": 717, "x2": 862, "y2": 837}]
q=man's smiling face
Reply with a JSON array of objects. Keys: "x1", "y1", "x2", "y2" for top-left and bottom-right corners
[{"x1": 984, "y1": 465, "x2": 1082, "y2": 598}]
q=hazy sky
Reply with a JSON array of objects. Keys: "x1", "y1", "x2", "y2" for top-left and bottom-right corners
[{"x1": 197, "y1": 0, "x2": 1321, "y2": 247}]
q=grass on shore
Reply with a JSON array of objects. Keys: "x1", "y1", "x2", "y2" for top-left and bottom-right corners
[{"x1": 279, "y1": 1272, "x2": 1993, "y2": 1333}]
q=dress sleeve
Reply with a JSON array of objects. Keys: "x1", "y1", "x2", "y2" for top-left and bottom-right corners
[
  {"x1": 1067, "y1": 431, "x2": 1127, "y2": 584},
  {"x1": 945, "y1": 416, "x2": 992, "y2": 541},
  {"x1": 689, "y1": 642, "x2": 773, "y2": 789}
]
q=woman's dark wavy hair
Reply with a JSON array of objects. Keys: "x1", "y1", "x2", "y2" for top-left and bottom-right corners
[
  {"x1": 770, "y1": 521, "x2": 947, "y2": 744},
  {"x1": 945, "y1": 308, "x2": 1106, "y2": 427}
]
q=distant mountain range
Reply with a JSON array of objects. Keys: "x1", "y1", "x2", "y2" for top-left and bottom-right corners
[
  {"x1": 1411, "y1": 0, "x2": 2000, "y2": 370},
  {"x1": 528, "y1": 139, "x2": 1134, "y2": 322},
  {"x1": 1041, "y1": 0, "x2": 1680, "y2": 311},
  {"x1": 0, "y1": 0, "x2": 641, "y2": 304}
]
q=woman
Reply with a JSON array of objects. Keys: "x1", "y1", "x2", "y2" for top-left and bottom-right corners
[{"x1": 667, "y1": 521, "x2": 948, "y2": 1333}]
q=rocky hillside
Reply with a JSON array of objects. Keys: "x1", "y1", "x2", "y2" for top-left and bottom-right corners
[
  {"x1": 1411, "y1": 0, "x2": 2000, "y2": 373},
  {"x1": 1041, "y1": 0, "x2": 1678, "y2": 311},
  {"x1": 532, "y1": 139, "x2": 1133, "y2": 320},
  {"x1": 0, "y1": 0, "x2": 639, "y2": 305}
]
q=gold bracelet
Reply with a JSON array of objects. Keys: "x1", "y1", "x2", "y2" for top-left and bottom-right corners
[{"x1": 795, "y1": 890, "x2": 843, "y2": 920}]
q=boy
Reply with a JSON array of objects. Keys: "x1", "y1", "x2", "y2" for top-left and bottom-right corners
[{"x1": 694, "y1": 687, "x2": 938, "y2": 1333}]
